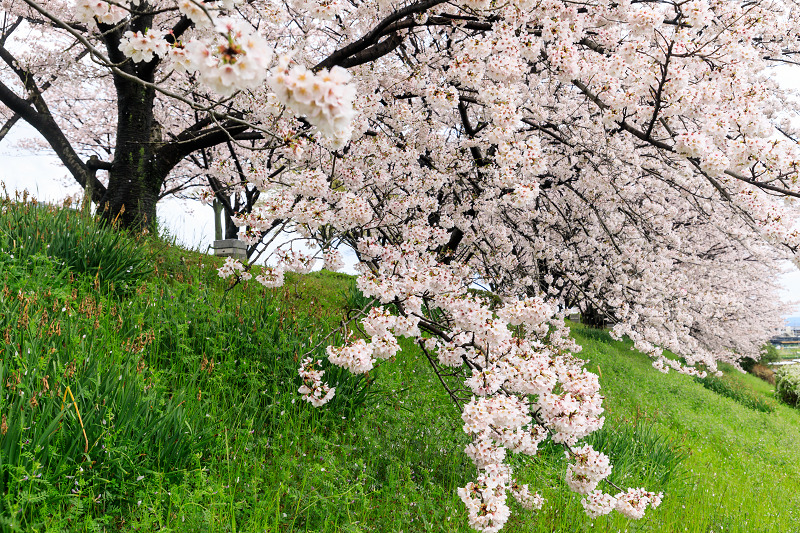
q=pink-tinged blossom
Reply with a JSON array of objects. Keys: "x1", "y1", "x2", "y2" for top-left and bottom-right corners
[
  {"x1": 74, "y1": 0, "x2": 128, "y2": 24},
  {"x1": 465, "y1": 367, "x2": 506, "y2": 396},
  {"x1": 613, "y1": 488, "x2": 663, "y2": 519},
  {"x1": 370, "y1": 333, "x2": 400, "y2": 359},
  {"x1": 327, "y1": 339, "x2": 374, "y2": 374},
  {"x1": 255, "y1": 266, "x2": 284, "y2": 288},
  {"x1": 119, "y1": 29, "x2": 169, "y2": 63},
  {"x1": 292, "y1": 0, "x2": 343, "y2": 20},
  {"x1": 322, "y1": 249, "x2": 344, "y2": 271},
  {"x1": 565, "y1": 445, "x2": 612, "y2": 495},
  {"x1": 581, "y1": 490, "x2": 617, "y2": 518},
  {"x1": 507, "y1": 183, "x2": 540, "y2": 209},
  {"x1": 457, "y1": 464, "x2": 512, "y2": 533},
  {"x1": 498, "y1": 297, "x2": 552, "y2": 329},
  {"x1": 181, "y1": 20, "x2": 272, "y2": 96},
  {"x1": 269, "y1": 59, "x2": 356, "y2": 145},
  {"x1": 425, "y1": 85, "x2": 459, "y2": 114},
  {"x1": 298, "y1": 357, "x2": 335, "y2": 406},
  {"x1": 465, "y1": 436, "x2": 507, "y2": 469},
  {"x1": 277, "y1": 249, "x2": 316, "y2": 274},
  {"x1": 511, "y1": 484, "x2": 544, "y2": 510},
  {"x1": 237, "y1": 227, "x2": 262, "y2": 246},
  {"x1": 177, "y1": 0, "x2": 213, "y2": 27},
  {"x1": 217, "y1": 256, "x2": 246, "y2": 279}
]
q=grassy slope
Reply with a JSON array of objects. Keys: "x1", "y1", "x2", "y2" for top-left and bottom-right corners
[
  {"x1": 557, "y1": 328, "x2": 800, "y2": 533},
  {"x1": 2, "y1": 207, "x2": 800, "y2": 532},
  {"x1": 89, "y1": 257, "x2": 800, "y2": 533}
]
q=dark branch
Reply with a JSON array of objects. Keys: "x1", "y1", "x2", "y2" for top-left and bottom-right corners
[
  {"x1": 315, "y1": 0, "x2": 448, "y2": 71},
  {"x1": 157, "y1": 120, "x2": 250, "y2": 174},
  {"x1": 0, "y1": 46, "x2": 106, "y2": 200}
]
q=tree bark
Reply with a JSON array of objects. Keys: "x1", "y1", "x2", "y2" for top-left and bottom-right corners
[{"x1": 98, "y1": 78, "x2": 162, "y2": 231}]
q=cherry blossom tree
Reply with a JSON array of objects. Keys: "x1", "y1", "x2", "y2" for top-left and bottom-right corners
[{"x1": 2, "y1": 0, "x2": 800, "y2": 529}]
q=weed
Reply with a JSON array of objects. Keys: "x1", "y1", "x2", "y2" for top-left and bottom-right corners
[{"x1": 0, "y1": 199, "x2": 151, "y2": 293}]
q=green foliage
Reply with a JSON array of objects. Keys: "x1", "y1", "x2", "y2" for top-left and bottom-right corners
[
  {"x1": 694, "y1": 373, "x2": 777, "y2": 413},
  {"x1": 0, "y1": 205, "x2": 379, "y2": 530},
  {"x1": 3, "y1": 203, "x2": 800, "y2": 532},
  {"x1": 740, "y1": 344, "x2": 780, "y2": 373},
  {"x1": 0, "y1": 249, "x2": 210, "y2": 530},
  {"x1": 587, "y1": 421, "x2": 689, "y2": 487},
  {"x1": 534, "y1": 419, "x2": 688, "y2": 499},
  {"x1": 575, "y1": 326, "x2": 614, "y2": 344},
  {"x1": 342, "y1": 278, "x2": 375, "y2": 314},
  {"x1": 774, "y1": 364, "x2": 800, "y2": 407},
  {"x1": 139, "y1": 281, "x2": 379, "y2": 425},
  {"x1": 0, "y1": 200, "x2": 151, "y2": 292},
  {"x1": 761, "y1": 344, "x2": 781, "y2": 365}
]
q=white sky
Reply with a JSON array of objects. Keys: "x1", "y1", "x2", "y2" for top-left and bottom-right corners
[{"x1": 1, "y1": 124, "x2": 799, "y2": 312}]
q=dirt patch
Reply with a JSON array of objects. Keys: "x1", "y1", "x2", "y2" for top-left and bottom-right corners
[{"x1": 751, "y1": 363, "x2": 775, "y2": 385}]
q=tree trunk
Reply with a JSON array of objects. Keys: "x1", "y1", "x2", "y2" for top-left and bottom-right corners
[
  {"x1": 581, "y1": 304, "x2": 607, "y2": 329},
  {"x1": 98, "y1": 75, "x2": 163, "y2": 231},
  {"x1": 225, "y1": 210, "x2": 238, "y2": 240}
]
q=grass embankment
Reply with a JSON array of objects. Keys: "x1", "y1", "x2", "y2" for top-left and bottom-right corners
[{"x1": 2, "y1": 201, "x2": 800, "y2": 532}]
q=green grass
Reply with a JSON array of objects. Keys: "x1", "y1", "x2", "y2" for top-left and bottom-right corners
[
  {"x1": 2, "y1": 201, "x2": 800, "y2": 532},
  {"x1": 693, "y1": 372, "x2": 777, "y2": 413},
  {"x1": 776, "y1": 347, "x2": 800, "y2": 359},
  {"x1": 565, "y1": 325, "x2": 800, "y2": 532}
]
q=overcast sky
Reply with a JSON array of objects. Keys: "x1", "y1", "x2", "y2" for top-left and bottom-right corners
[{"x1": 2, "y1": 124, "x2": 799, "y2": 315}]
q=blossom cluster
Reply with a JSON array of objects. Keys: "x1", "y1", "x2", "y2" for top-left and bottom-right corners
[
  {"x1": 74, "y1": 0, "x2": 131, "y2": 25},
  {"x1": 565, "y1": 445, "x2": 612, "y2": 495},
  {"x1": 277, "y1": 249, "x2": 317, "y2": 274},
  {"x1": 255, "y1": 266, "x2": 284, "y2": 288},
  {"x1": 180, "y1": 19, "x2": 273, "y2": 96},
  {"x1": 217, "y1": 256, "x2": 250, "y2": 280},
  {"x1": 581, "y1": 488, "x2": 663, "y2": 519},
  {"x1": 323, "y1": 249, "x2": 344, "y2": 271},
  {"x1": 326, "y1": 339, "x2": 374, "y2": 374},
  {"x1": 298, "y1": 357, "x2": 335, "y2": 406},
  {"x1": 269, "y1": 60, "x2": 356, "y2": 144},
  {"x1": 291, "y1": 0, "x2": 343, "y2": 20},
  {"x1": 457, "y1": 464, "x2": 514, "y2": 533},
  {"x1": 119, "y1": 30, "x2": 169, "y2": 63}
]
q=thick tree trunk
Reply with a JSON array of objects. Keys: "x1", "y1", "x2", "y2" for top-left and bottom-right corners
[{"x1": 99, "y1": 80, "x2": 163, "y2": 231}]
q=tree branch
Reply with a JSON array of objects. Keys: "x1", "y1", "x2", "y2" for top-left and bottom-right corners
[
  {"x1": 0, "y1": 47, "x2": 106, "y2": 200},
  {"x1": 156, "y1": 120, "x2": 250, "y2": 175},
  {"x1": 315, "y1": 0, "x2": 448, "y2": 70}
]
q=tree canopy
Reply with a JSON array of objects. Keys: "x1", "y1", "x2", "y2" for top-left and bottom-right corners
[{"x1": 2, "y1": 0, "x2": 800, "y2": 529}]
